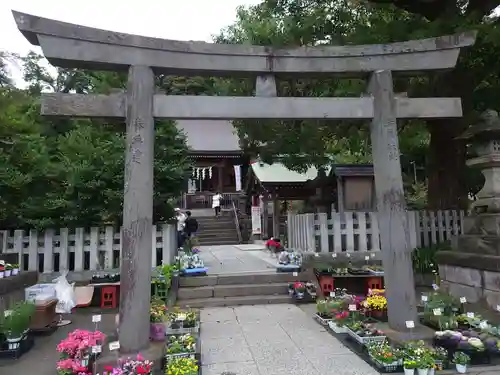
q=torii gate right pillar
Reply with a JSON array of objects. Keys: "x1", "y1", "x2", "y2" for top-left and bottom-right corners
[{"x1": 369, "y1": 70, "x2": 418, "y2": 331}]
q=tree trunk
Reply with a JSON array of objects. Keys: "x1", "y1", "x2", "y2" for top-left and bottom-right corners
[{"x1": 427, "y1": 118, "x2": 468, "y2": 209}]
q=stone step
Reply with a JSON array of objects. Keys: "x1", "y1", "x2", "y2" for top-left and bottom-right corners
[
  {"x1": 196, "y1": 233, "x2": 238, "y2": 240},
  {"x1": 177, "y1": 283, "x2": 289, "y2": 300},
  {"x1": 197, "y1": 240, "x2": 239, "y2": 246},
  {"x1": 176, "y1": 294, "x2": 291, "y2": 308},
  {"x1": 179, "y1": 272, "x2": 303, "y2": 287}
]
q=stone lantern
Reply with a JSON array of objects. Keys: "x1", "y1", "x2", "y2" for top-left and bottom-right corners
[
  {"x1": 460, "y1": 109, "x2": 500, "y2": 215},
  {"x1": 436, "y1": 110, "x2": 500, "y2": 309}
]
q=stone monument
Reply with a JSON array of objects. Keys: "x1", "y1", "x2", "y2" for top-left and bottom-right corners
[{"x1": 437, "y1": 110, "x2": 500, "y2": 310}]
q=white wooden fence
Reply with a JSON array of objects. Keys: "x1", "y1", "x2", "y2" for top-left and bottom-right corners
[
  {"x1": 0, "y1": 224, "x2": 176, "y2": 274},
  {"x1": 287, "y1": 210, "x2": 465, "y2": 253}
]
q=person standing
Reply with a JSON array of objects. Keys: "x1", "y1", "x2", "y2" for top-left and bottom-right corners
[
  {"x1": 212, "y1": 191, "x2": 222, "y2": 217},
  {"x1": 175, "y1": 208, "x2": 186, "y2": 248},
  {"x1": 184, "y1": 211, "x2": 199, "y2": 239}
]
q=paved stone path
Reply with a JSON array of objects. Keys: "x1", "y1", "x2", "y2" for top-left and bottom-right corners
[
  {"x1": 198, "y1": 245, "x2": 275, "y2": 275},
  {"x1": 200, "y1": 304, "x2": 378, "y2": 375}
]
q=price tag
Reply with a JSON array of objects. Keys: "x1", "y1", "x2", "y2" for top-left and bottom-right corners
[
  {"x1": 92, "y1": 314, "x2": 102, "y2": 323},
  {"x1": 364, "y1": 256, "x2": 370, "y2": 261},
  {"x1": 405, "y1": 320, "x2": 415, "y2": 329},
  {"x1": 92, "y1": 345, "x2": 102, "y2": 354},
  {"x1": 479, "y1": 321, "x2": 488, "y2": 329},
  {"x1": 332, "y1": 253, "x2": 337, "y2": 258},
  {"x1": 109, "y1": 341, "x2": 120, "y2": 351},
  {"x1": 467, "y1": 312, "x2": 475, "y2": 318},
  {"x1": 370, "y1": 253, "x2": 375, "y2": 258},
  {"x1": 348, "y1": 304, "x2": 357, "y2": 311},
  {"x1": 346, "y1": 253, "x2": 351, "y2": 258},
  {"x1": 460, "y1": 297, "x2": 467, "y2": 304},
  {"x1": 4, "y1": 310, "x2": 12, "y2": 317},
  {"x1": 329, "y1": 292, "x2": 335, "y2": 297},
  {"x1": 433, "y1": 308, "x2": 442, "y2": 316},
  {"x1": 293, "y1": 272, "x2": 298, "y2": 276},
  {"x1": 177, "y1": 313, "x2": 187, "y2": 321},
  {"x1": 496, "y1": 305, "x2": 500, "y2": 312},
  {"x1": 421, "y1": 295, "x2": 428, "y2": 302}
]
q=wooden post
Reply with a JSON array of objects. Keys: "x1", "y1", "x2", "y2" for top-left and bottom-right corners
[
  {"x1": 272, "y1": 193, "x2": 280, "y2": 238},
  {"x1": 262, "y1": 194, "x2": 269, "y2": 239},
  {"x1": 120, "y1": 65, "x2": 155, "y2": 353},
  {"x1": 369, "y1": 70, "x2": 417, "y2": 331},
  {"x1": 336, "y1": 176, "x2": 345, "y2": 213}
]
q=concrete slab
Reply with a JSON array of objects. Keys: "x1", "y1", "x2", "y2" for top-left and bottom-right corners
[
  {"x1": 198, "y1": 245, "x2": 274, "y2": 275},
  {"x1": 234, "y1": 244, "x2": 267, "y2": 251},
  {"x1": 200, "y1": 304, "x2": 382, "y2": 375}
]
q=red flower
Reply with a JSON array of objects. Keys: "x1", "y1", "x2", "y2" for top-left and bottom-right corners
[
  {"x1": 137, "y1": 365, "x2": 148, "y2": 374},
  {"x1": 104, "y1": 366, "x2": 113, "y2": 371}
]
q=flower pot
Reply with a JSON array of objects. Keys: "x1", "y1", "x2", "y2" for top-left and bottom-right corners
[
  {"x1": 6, "y1": 336, "x2": 22, "y2": 350},
  {"x1": 0, "y1": 271, "x2": 4, "y2": 278},
  {"x1": 12, "y1": 268, "x2": 19, "y2": 275},
  {"x1": 417, "y1": 369, "x2": 429, "y2": 375},
  {"x1": 296, "y1": 292, "x2": 304, "y2": 299},
  {"x1": 455, "y1": 364, "x2": 467, "y2": 374},
  {"x1": 150, "y1": 322, "x2": 166, "y2": 341},
  {"x1": 428, "y1": 368, "x2": 435, "y2": 375},
  {"x1": 403, "y1": 369, "x2": 415, "y2": 375},
  {"x1": 4, "y1": 270, "x2": 11, "y2": 277},
  {"x1": 80, "y1": 355, "x2": 90, "y2": 367}
]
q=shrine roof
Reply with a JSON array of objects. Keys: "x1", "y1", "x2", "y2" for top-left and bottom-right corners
[
  {"x1": 176, "y1": 120, "x2": 241, "y2": 153},
  {"x1": 251, "y1": 162, "x2": 331, "y2": 184},
  {"x1": 251, "y1": 162, "x2": 373, "y2": 184}
]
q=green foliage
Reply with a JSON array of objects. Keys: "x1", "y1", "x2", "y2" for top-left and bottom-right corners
[
  {"x1": 0, "y1": 53, "x2": 191, "y2": 229},
  {"x1": 412, "y1": 241, "x2": 451, "y2": 275},
  {"x1": 214, "y1": 0, "x2": 500, "y2": 208}
]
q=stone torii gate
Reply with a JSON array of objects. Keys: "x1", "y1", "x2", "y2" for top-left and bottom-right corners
[{"x1": 12, "y1": 10, "x2": 475, "y2": 353}]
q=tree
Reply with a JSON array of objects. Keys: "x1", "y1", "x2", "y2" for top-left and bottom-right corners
[
  {"x1": 215, "y1": 0, "x2": 500, "y2": 208},
  {"x1": 0, "y1": 54, "x2": 191, "y2": 229}
]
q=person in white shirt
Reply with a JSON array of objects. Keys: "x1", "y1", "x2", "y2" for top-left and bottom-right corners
[
  {"x1": 175, "y1": 208, "x2": 187, "y2": 248},
  {"x1": 212, "y1": 191, "x2": 222, "y2": 217}
]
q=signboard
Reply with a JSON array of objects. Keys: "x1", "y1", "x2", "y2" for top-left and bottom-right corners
[
  {"x1": 251, "y1": 206, "x2": 262, "y2": 235},
  {"x1": 234, "y1": 165, "x2": 242, "y2": 191}
]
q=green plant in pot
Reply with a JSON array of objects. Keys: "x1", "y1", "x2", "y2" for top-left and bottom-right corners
[
  {"x1": 3, "y1": 311, "x2": 27, "y2": 348},
  {"x1": 11, "y1": 263, "x2": 20, "y2": 275},
  {"x1": 4, "y1": 264, "x2": 12, "y2": 277}
]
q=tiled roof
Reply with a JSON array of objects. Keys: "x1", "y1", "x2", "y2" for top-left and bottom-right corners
[{"x1": 176, "y1": 120, "x2": 241, "y2": 152}]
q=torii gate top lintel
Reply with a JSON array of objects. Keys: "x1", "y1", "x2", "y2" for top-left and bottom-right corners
[{"x1": 12, "y1": 10, "x2": 476, "y2": 76}]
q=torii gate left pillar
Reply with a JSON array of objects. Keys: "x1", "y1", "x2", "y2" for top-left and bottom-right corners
[{"x1": 120, "y1": 66, "x2": 155, "y2": 352}]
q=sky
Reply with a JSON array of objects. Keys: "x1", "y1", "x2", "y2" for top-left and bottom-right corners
[{"x1": 0, "y1": 0, "x2": 263, "y2": 85}]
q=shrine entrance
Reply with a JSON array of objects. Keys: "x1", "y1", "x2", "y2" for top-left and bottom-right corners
[{"x1": 12, "y1": 10, "x2": 475, "y2": 353}]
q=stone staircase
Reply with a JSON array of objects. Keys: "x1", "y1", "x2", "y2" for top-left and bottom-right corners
[
  {"x1": 195, "y1": 214, "x2": 240, "y2": 246},
  {"x1": 176, "y1": 272, "x2": 303, "y2": 308}
]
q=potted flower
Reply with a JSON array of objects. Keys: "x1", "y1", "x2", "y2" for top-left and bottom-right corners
[
  {"x1": 294, "y1": 282, "x2": 306, "y2": 298},
  {"x1": 431, "y1": 346, "x2": 447, "y2": 374},
  {"x1": 403, "y1": 359, "x2": 417, "y2": 375},
  {"x1": 4, "y1": 264, "x2": 12, "y2": 277},
  {"x1": 453, "y1": 351, "x2": 470, "y2": 374},
  {"x1": 166, "y1": 356, "x2": 198, "y2": 375},
  {"x1": 367, "y1": 342, "x2": 401, "y2": 371},
  {"x1": 364, "y1": 295, "x2": 388, "y2": 320},
  {"x1": 415, "y1": 351, "x2": 435, "y2": 375},
  {"x1": 11, "y1": 264, "x2": 20, "y2": 276},
  {"x1": 328, "y1": 311, "x2": 349, "y2": 333},
  {"x1": 150, "y1": 298, "x2": 167, "y2": 341}
]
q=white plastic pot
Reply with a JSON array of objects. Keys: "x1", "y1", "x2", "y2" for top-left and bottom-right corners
[
  {"x1": 4, "y1": 270, "x2": 11, "y2": 277},
  {"x1": 403, "y1": 368, "x2": 414, "y2": 375},
  {"x1": 456, "y1": 364, "x2": 467, "y2": 374},
  {"x1": 0, "y1": 271, "x2": 4, "y2": 278},
  {"x1": 12, "y1": 268, "x2": 19, "y2": 275},
  {"x1": 417, "y1": 369, "x2": 429, "y2": 375}
]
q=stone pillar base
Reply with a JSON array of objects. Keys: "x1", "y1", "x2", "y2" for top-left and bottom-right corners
[{"x1": 436, "y1": 251, "x2": 500, "y2": 310}]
